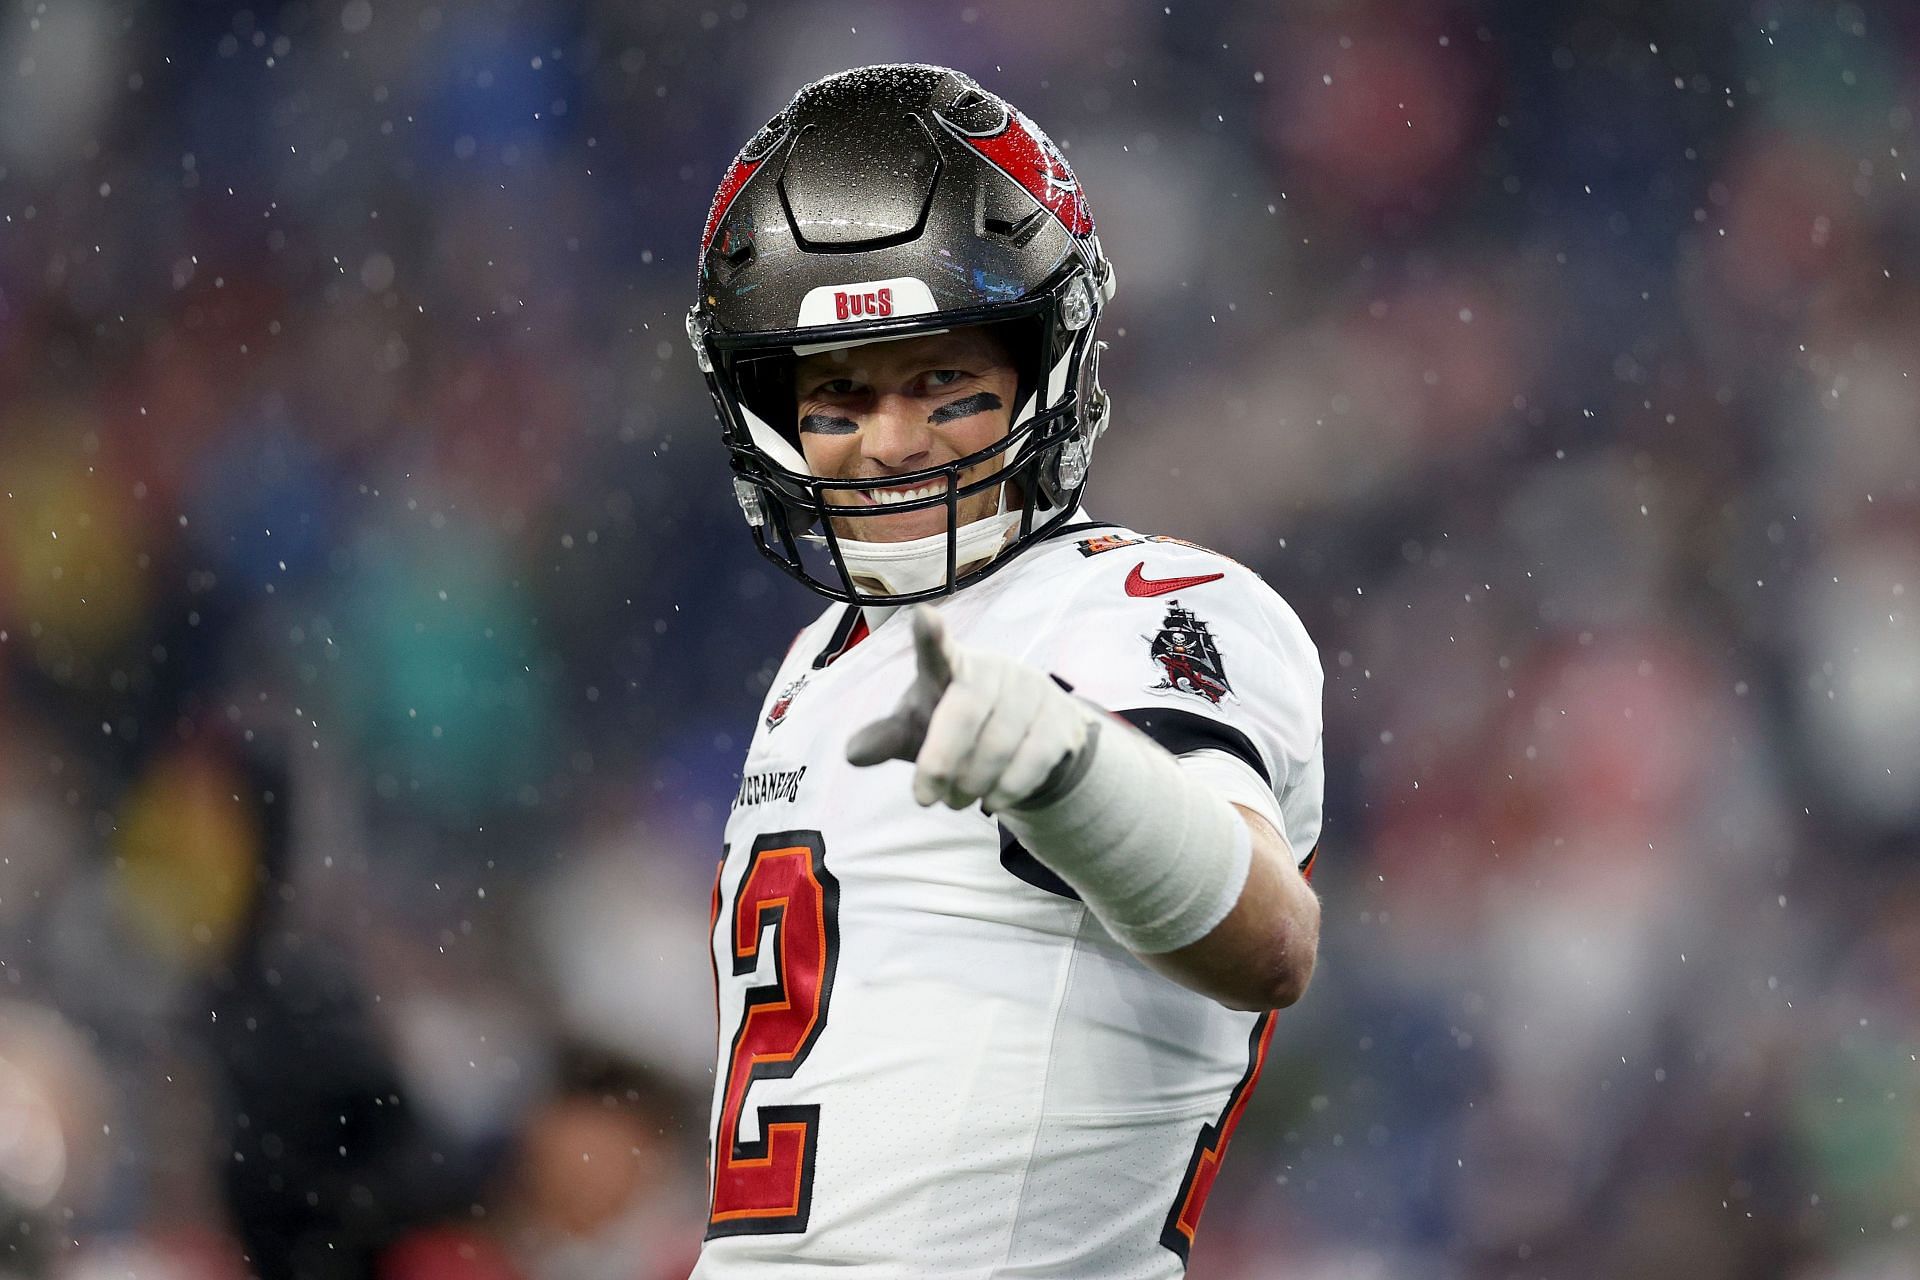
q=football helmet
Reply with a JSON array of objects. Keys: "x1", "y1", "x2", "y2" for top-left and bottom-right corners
[{"x1": 688, "y1": 64, "x2": 1116, "y2": 604}]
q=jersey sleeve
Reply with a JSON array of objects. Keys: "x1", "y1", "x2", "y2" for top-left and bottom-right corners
[{"x1": 1025, "y1": 540, "x2": 1324, "y2": 874}]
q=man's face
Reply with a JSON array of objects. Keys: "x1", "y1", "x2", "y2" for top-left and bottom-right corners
[{"x1": 794, "y1": 328, "x2": 1020, "y2": 545}]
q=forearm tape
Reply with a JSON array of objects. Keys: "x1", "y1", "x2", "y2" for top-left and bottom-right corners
[{"x1": 1002, "y1": 718, "x2": 1253, "y2": 955}]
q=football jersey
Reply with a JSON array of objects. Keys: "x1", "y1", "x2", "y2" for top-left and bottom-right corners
[{"x1": 692, "y1": 521, "x2": 1324, "y2": 1279}]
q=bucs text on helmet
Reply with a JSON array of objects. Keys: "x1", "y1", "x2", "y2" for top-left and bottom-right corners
[{"x1": 687, "y1": 63, "x2": 1117, "y2": 604}]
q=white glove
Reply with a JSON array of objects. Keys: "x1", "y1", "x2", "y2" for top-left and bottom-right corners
[{"x1": 846, "y1": 606, "x2": 1094, "y2": 812}]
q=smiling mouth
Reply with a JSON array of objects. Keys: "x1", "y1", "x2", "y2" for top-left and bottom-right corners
[
  {"x1": 864, "y1": 480, "x2": 951, "y2": 506},
  {"x1": 825, "y1": 479, "x2": 953, "y2": 508}
]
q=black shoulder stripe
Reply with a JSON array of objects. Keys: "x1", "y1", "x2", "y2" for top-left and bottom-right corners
[
  {"x1": 1113, "y1": 708, "x2": 1270, "y2": 786},
  {"x1": 811, "y1": 606, "x2": 863, "y2": 669},
  {"x1": 998, "y1": 826, "x2": 1081, "y2": 901},
  {"x1": 996, "y1": 707, "x2": 1271, "y2": 901}
]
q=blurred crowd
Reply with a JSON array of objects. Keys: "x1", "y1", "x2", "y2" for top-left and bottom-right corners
[{"x1": 1, "y1": 0, "x2": 1916, "y2": 1277}]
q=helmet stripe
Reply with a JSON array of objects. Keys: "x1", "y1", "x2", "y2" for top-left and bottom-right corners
[{"x1": 700, "y1": 155, "x2": 762, "y2": 260}]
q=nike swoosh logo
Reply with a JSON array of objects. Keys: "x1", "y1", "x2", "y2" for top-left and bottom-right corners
[{"x1": 1125, "y1": 562, "x2": 1226, "y2": 597}]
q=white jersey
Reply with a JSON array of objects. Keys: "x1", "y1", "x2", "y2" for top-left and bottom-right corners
[{"x1": 692, "y1": 522, "x2": 1324, "y2": 1278}]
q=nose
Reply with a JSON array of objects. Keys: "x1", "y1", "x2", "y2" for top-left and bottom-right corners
[{"x1": 859, "y1": 392, "x2": 934, "y2": 472}]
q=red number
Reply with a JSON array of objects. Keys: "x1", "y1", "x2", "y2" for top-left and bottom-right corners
[
  {"x1": 1159, "y1": 1011, "x2": 1276, "y2": 1262},
  {"x1": 706, "y1": 830, "x2": 840, "y2": 1238}
]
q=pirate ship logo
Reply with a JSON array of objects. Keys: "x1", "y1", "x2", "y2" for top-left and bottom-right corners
[
  {"x1": 765, "y1": 673, "x2": 809, "y2": 731},
  {"x1": 1147, "y1": 603, "x2": 1232, "y2": 705}
]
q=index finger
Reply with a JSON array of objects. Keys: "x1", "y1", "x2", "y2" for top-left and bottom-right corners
[{"x1": 910, "y1": 605, "x2": 954, "y2": 692}]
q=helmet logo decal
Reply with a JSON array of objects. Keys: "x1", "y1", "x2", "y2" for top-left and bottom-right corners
[
  {"x1": 953, "y1": 108, "x2": 1094, "y2": 238},
  {"x1": 1038, "y1": 139, "x2": 1077, "y2": 200},
  {"x1": 834, "y1": 287, "x2": 893, "y2": 320},
  {"x1": 797, "y1": 277, "x2": 937, "y2": 328}
]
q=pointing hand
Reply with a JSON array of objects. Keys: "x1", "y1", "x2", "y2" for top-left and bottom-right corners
[{"x1": 847, "y1": 606, "x2": 1092, "y2": 812}]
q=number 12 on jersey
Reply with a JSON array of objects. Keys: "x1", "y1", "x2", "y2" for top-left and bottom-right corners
[{"x1": 707, "y1": 831, "x2": 841, "y2": 1238}]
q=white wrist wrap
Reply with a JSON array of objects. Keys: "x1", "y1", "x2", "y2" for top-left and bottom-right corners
[{"x1": 1001, "y1": 718, "x2": 1254, "y2": 955}]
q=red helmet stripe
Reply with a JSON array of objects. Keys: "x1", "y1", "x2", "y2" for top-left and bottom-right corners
[
  {"x1": 960, "y1": 111, "x2": 1093, "y2": 237},
  {"x1": 701, "y1": 155, "x2": 763, "y2": 258}
]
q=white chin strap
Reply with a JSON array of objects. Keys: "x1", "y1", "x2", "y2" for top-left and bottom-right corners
[{"x1": 828, "y1": 508, "x2": 1023, "y2": 597}]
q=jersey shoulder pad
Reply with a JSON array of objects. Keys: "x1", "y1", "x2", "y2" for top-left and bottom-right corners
[{"x1": 1028, "y1": 529, "x2": 1322, "y2": 777}]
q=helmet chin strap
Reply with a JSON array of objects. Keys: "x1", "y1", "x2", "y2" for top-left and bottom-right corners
[
  {"x1": 821, "y1": 468, "x2": 1020, "y2": 598},
  {"x1": 831, "y1": 508, "x2": 1022, "y2": 598}
]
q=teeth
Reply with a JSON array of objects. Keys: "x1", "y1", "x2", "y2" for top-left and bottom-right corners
[{"x1": 867, "y1": 483, "x2": 944, "y2": 505}]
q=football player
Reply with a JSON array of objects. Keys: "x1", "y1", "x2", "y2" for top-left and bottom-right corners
[{"x1": 685, "y1": 64, "x2": 1323, "y2": 1277}]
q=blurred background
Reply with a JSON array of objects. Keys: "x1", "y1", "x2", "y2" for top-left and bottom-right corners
[{"x1": 1, "y1": 0, "x2": 1916, "y2": 1276}]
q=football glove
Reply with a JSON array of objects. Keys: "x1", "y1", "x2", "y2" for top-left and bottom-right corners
[{"x1": 846, "y1": 605, "x2": 1095, "y2": 813}]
